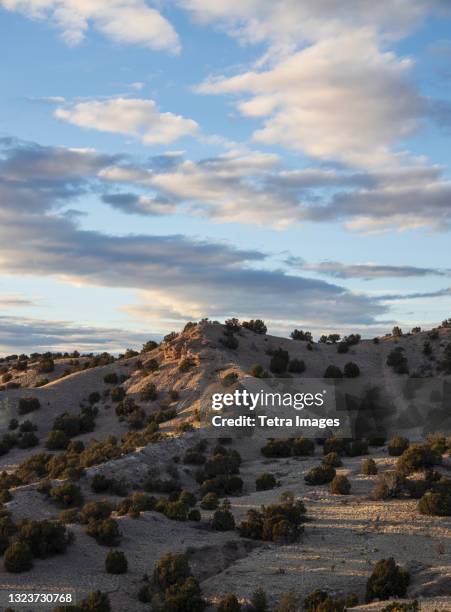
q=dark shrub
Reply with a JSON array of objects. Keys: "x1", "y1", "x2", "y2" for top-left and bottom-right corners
[
  {"x1": 344, "y1": 362, "x2": 360, "y2": 378},
  {"x1": 140, "y1": 382, "x2": 158, "y2": 401},
  {"x1": 178, "y1": 490, "x2": 196, "y2": 507},
  {"x1": 330, "y1": 475, "x2": 351, "y2": 495},
  {"x1": 59, "y1": 508, "x2": 79, "y2": 524},
  {"x1": 337, "y1": 342, "x2": 349, "y2": 354},
  {"x1": 200, "y1": 475, "x2": 243, "y2": 496},
  {"x1": 179, "y1": 357, "x2": 196, "y2": 372},
  {"x1": 324, "y1": 365, "x2": 343, "y2": 378},
  {"x1": 103, "y1": 372, "x2": 118, "y2": 384},
  {"x1": 17, "y1": 431, "x2": 39, "y2": 449},
  {"x1": 304, "y1": 588, "x2": 346, "y2": 612},
  {"x1": 50, "y1": 483, "x2": 83, "y2": 507},
  {"x1": 256, "y1": 473, "x2": 277, "y2": 491},
  {"x1": 212, "y1": 500, "x2": 235, "y2": 531},
  {"x1": 365, "y1": 558, "x2": 409, "y2": 602},
  {"x1": 78, "y1": 591, "x2": 111, "y2": 612},
  {"x1": 200, "y1": 492, "x2": 219, "y2": 510},
  {"x1": 346, "y1": 440, "x2": 368, "y2": 457},
  {"x1": 250, "y1": 363, "x2": 267, "y2": 378},
  {"x1": 362, "y1": 458, "x2": 378, "y2": 475},
  {"x1": 38, "y1": 357, "x2": 54, "y2": 373},
  {"x1": 381, "y1": 602, "x2": 418, "y2": 612},
  {"x1": 218, "y1": 593, "x2": 241, "y2": 612},
  {"x1": 291, "y1": 329, "x2": 312, "y2": 342},
  {"x1": 80, "y1": 501, "x2": 113, "y2": 524},
  {"x1": 145, "y1": 358, "x2": 159, "y2": 372},
  {"x1": 220, "y1": 333, "x2": 239, "y2": 350},
  {"x1": 251, "y1": 587, "x2": 268, "y2": 612},
  {"x1": 105, "y1": 549, "x2": 128, "y2": 574},
  {"x1": 292, "y1": 437, "x2": 315, "y2": 456},
  {"x1": 261, "y1": 438, "x2": 292, "y2": 458},
  {"x1": 3, "y1": 541, "x2": 33, "y2": 572},
  {"x1": 18, "y1": 396, "x2": 40, "y2": 415},
  {"x1": 322, "y1": 452, "x2": 342, "y2": 468},
  {"x1": 270, "y1": 348, "x2": 290, "y2": 374},
  {"x1": 88, "y1": 391, "x2": 101, "y2": 405},
  {"x1": 153, "y1": 552, "x2": 191, "y2": 590},
  {"x1": 242, "y1": 320, "x2": 267, "y2": 334},
  {"x1": 188, "y1": 509, "x2": 201, "y2": 521},
  {"x1": 323, "y1": 437, "x2": 348, "y2": 455},
  {"x1": 288, "y1": 358, "x2": 305, "y2": 374},
  {"x1": 418, "y1": 491, "x2": 451, "y2": 516},
  {"x1": 386, "y1": 348, "x2": 409, "y2": 374},
  {"x1": 304, "y1": 465, "x2": 335, "y2": 485},
  {"x1": 18, "y1": 519, "x2": 72, "y2": 558},
  {"x1": 110, "y1": 387, "x2": 125, "y2": 402},
  {"x1": 45, "y1": 429, "x2": 69, "y2": 450},
  {"x1": 371, "y1": 471, "x2": 405, "y2": 500},
  {"x1": 388, "y1": 436, "x2": 409, "y2": 456},
  {"x1": 86, "y1": 518, "x2": 121, "y2": 546},
  {"x1": 397, "y1": 444, "x2": 441, "y2": 474},
  {"x1": 239, "y1": 493, "x2": 305, "y2": 544}
]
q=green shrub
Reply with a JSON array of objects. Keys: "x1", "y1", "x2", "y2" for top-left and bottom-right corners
[
  {"x1": 212, "y1": 500, "x2": 235, "y2": 531},
  {"x1": 388, "y1": 436, "x2": 409, "y2": 456},
  {"x1": 85, "y1": 518, "x2": 121, "y2": 546},
  {"x1": 50, "y1": 483, "x2": 83, "y2": 507},
  {"x1": 322, "y1": 452, "x2": 342, "y2": 468},
  {"x1": 256, "y1": 473, "x2": 277, "y2": 491},
  {"x1": 381, "y1": 602, "x2": 418, "y2": 612},
  {"x1": 330, "y1": 475, "x2": 351, "y2": 495},
  {"x1": 239, "y1": 493, "x2": 305, "y2": 544},
  {"x1": 200, "y1": 475, "x2": 243, "y2": 496},
  {"x1": 304, "y1": 588, "x2": 346, "y2": 612},
  {"x1": 18, "y1": 519, "x2": 72, "y2": 558},
  {"x1": 347, "y1": 439, "x2": 368, "y2": 457},
  {"x1": 140, "y1": 382, "x2": 158, "y2": 401},
  {"x1": 371, "y1": 471, "x2": 405, "y2": 500},
  {"x1": 88, "y1": 391, "x2": 101, "y2": 405},
  {"x1": 200, "y1": 492, "x2": 219, "y2": 510},
  {"x1": 270, "y1": 349, "x2": 290, "y2": 374},
  {"x1": 323, "y1": 437, "x2": 347, "y2": 455},
  {"x1": 79, "y1": 501, "x2": 113, "y2": 524},
  {"x1": 45, "y1": 429, "x2": 69, "y2": 450},
  {"x1": 38, "y1": 357, "x2": 54, "y2": 373},
  {"x1": 79, "y1": 590, "x2": 111, "y2": 612},
  {"x1": 242, "y1": 320, "x2": 267, "y2": 334},
  {"x1": 261, "y1": 438, "x2": 292, "y2": 458},
  {"x1": 179, "y1": 357, "x2": 196, "y2": 372},
  {"x1": 153, "y1": 552, "x2": 191, "y2": 590},
  {"x1": 362, "y1": 458, "x2": 378, "y2": 475},
  {"x1": 251, "y1": 587, "x2": 268, "y2": 612},
  {"x1": 397, "y1": 444, "x2": 441, "y2": 474},
  {"x1": 105, "y1": 549, "x2": 128, "y2": 574},
  {"x1": 18, "y1": 396, "x2": 40, "y2": 415},
  {"x1": 103, "y1": 372, "x2": 118, "y2": 384},
  {"x1": 323, "y1": 365, "x2": 343, "y2": 378},
  {"x1": 418, "y1": 491, "x2": 451, "y2": 516},
  {"x1": 386, "y1": 348, "x2": 409, "y2": 374},
  {"x1": 304, "y1": 465, "x2": 335, "y2": 485},
  {"x1": 188, "y1": 508, "x2": 201, "y2": 521},
  {"x1": 217, "y1": 593, "x2": 241, "y2": 612},
  {"x1": 292, "y1": 437, "x2": 315, "y2": 456},
  {"x1": 344, "y1": 362, "x2": 360, "y2": 378},
  {"x1": 110, "y1": 387, "x2": 125, "y2": 402},
  {"x1": 220, "y1": 333, "x2": 239, "y2": 350},
  {"x1": 3, "y1": 541, "x2": 33, "y2": 572},
  {"x1": 59, "y1": 508, "x2": 79, "y2": 524},
  {"x1": 288, "y1": 358, "x2": 305, "y2": 374},
  {"x1": 365, "y1": 557, "x2": 409, "y2": 602},
  {"x1": 178, "y1": 490, "x2": 196, "y2": 507},
  {"x1": 250, "y1": 363, "x2": 266, "y2": 378}
]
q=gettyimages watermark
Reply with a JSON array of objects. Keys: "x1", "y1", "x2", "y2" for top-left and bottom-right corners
[{"x1": 198, "y1": 376, "x2": 451, "y2": 439}]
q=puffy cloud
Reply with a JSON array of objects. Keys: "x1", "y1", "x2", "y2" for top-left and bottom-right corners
[
  {"x1": 55, "y1": 98, "x2": 199, "y2": 144},
  {"x1": 1, "y1": 0, "x2": 179, "y2": 52},
  {"x1": 197, "y1": 31, "x2": 423, "y2": 166},
  {"x1": 287, "y1": 259, "x2": 448, "y2": 280}
]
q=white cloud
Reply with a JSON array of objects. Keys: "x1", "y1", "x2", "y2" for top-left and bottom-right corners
[
  {"x1": 1, "y1": 0, "x2": 179, "y2": 52},
  {"x1": 55, "y1": 98, "x2": 199, "y2": 144},
  {"x1": 197, "y1": 30, "x2": 423, "y2": 167}
]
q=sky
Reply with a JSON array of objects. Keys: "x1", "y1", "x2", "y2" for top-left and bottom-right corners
[{"x1": 1, "y1": 0, "x2": 451, "y2": 354}]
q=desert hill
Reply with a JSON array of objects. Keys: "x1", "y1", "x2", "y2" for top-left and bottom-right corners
[{"x1": 0, "y1": 320, "x2": 450, "y2": 611}]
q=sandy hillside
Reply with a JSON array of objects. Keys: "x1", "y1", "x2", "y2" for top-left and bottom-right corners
[{"x1": 0, "y1": 321, "x2": 450, "y2": 611}]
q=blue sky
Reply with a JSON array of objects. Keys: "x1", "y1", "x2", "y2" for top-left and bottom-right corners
[{"x1": 1, "y1": 0, "x2": 451, "y2": 353}]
